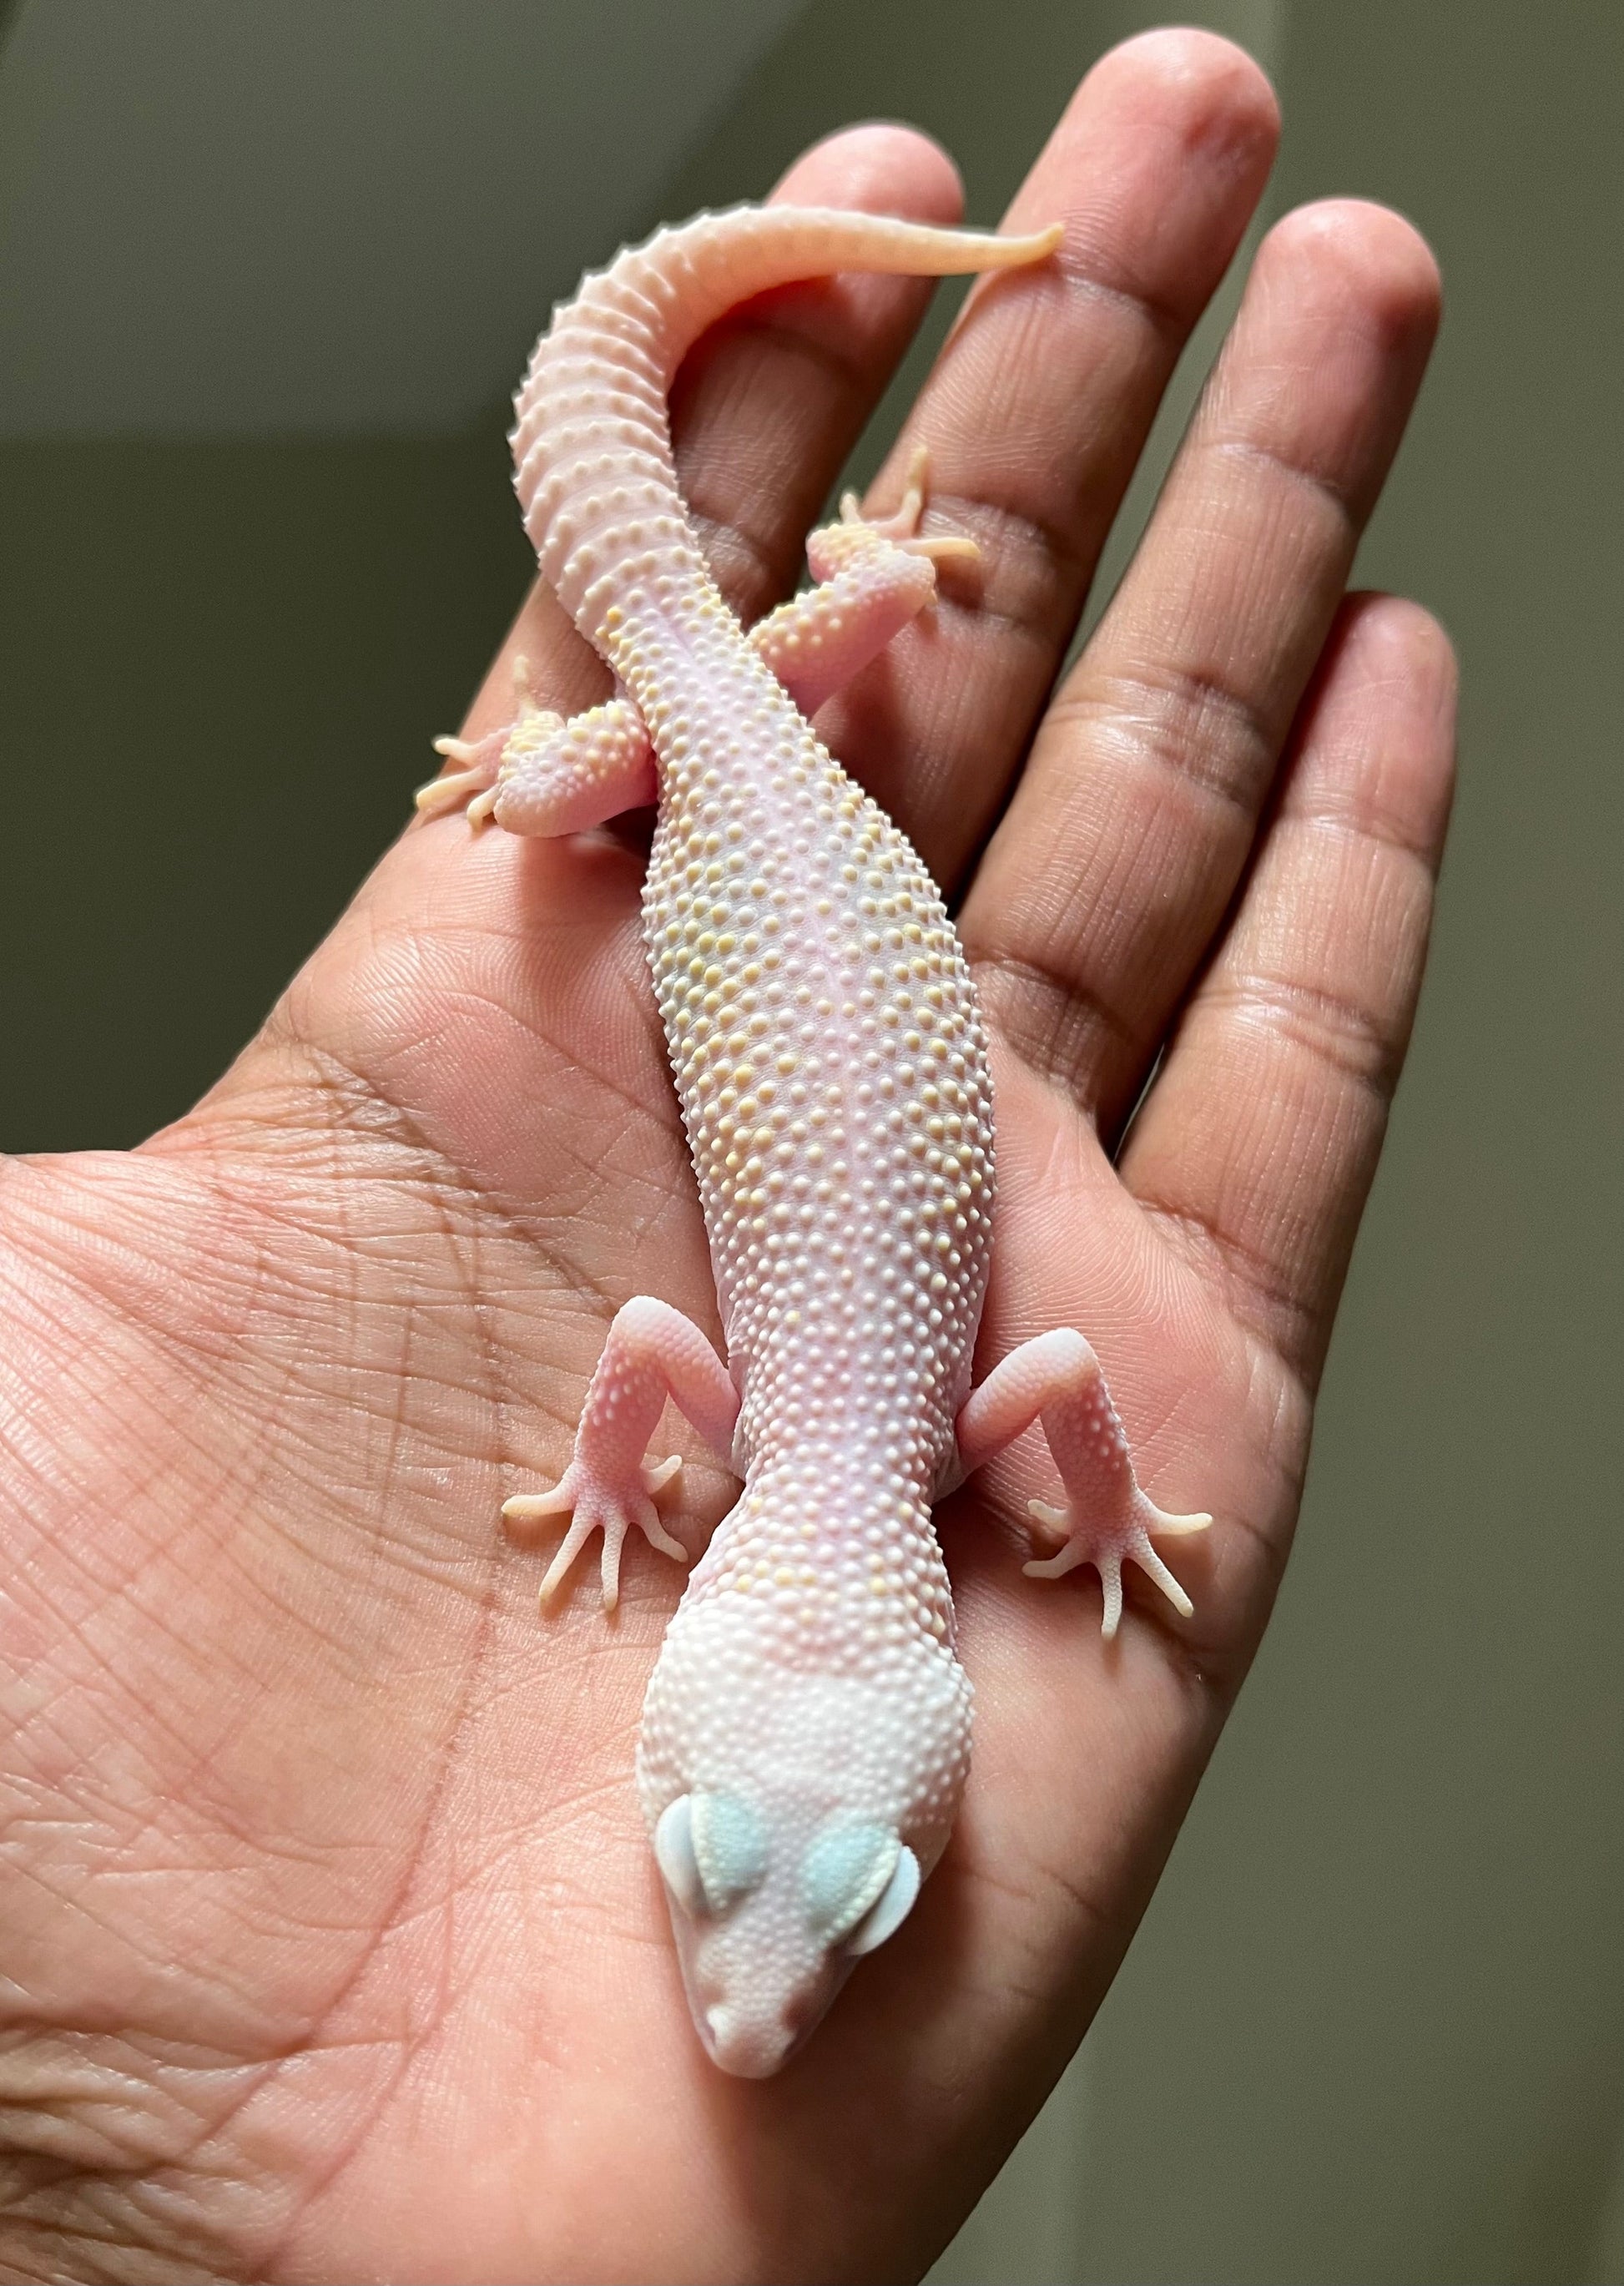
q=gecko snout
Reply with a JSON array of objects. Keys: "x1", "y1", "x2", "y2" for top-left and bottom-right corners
[
  {"x1": 701, "y1": 1996, "x2": 803, "y2": 2078},
  {"x1": 652, "y1": 1790, "x2": 926, "y2": 2074}
]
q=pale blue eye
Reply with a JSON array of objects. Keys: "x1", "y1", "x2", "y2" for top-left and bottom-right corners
[
  {"x1": 800, "y1": 1823, "x2": 900, "y2": 1942},
  {"x1": 653, "y1": 1794, "x2": 704, "y2": 1914},
  {"x1": 655, "y1": 1792, "x2": 769, "y2": 1914},
  {"x1": 845, "y1": 1844, "x2": 920, "y2": 1955},
  {"x1": 655, "y1": 1791, "x2": 769, "y2": 1914},
  {"x1": 690, "y1": 1791, "x2": 769, "y2": 1907}
]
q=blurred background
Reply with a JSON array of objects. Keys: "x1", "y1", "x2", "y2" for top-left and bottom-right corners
[{"x1": 0, "y1": 2, "x2": 1617, "y2": 2279}]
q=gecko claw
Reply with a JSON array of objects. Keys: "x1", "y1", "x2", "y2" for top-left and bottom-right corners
[
  {"x1": 416, "y1": 725, "x2": 508, "y2": 817},
  {"x1": 415, "y1": 765, "x2": 485, "y2": 815}
]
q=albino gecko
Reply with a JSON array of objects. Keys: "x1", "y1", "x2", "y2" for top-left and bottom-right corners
[{"x1": 419, "y1": 204, "x2": 1210, "y2": 2077}]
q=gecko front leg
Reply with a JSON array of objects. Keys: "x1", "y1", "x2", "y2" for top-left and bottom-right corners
[
  {"x1": 417, "y1": 451, "x2": 973, "y2": 836},
  {"x1": 953, "y1": 1329, "x2": 1212, "y2": 1638},
  {"x1": 504, "y1": 1294, "x2": 739, "y2": 1610}
]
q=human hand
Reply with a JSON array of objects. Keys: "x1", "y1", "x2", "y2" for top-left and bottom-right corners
[{"x1": 0, "y1": 30, "x2": 1450, "y2": 2283}]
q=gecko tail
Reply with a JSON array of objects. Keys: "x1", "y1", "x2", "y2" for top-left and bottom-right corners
[
  {"x1": 510, "y1": 204, "x2": 1062, "y2": 642},
  {"x1": 619, "y1": 208, "x2": 1064, "y2": 351}
]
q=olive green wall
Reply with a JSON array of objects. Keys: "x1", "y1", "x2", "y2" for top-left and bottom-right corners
[
  {"x1": 0, "y1": 3, "x2": 1617, "y2": 2283},
  {"x1": 0, "y1": 433, "x2": 527, "y2": 1145}
]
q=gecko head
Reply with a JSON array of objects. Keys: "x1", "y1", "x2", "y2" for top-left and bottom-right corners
[
  {"x1": 651, "y1": 1785, "x2": 925, "y2": 2077},
  {"x1": 639, "y1": 1635, "x2": 972, "y2": 2076},
  {"x1": 638, "y1": 1588, "x2": 972, "y2": 2073}
]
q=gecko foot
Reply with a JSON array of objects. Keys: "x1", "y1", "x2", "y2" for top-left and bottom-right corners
[
  {"x1": 504, "y1": 1453, "x2": 687, "y2": 1612},
  {"x1": 836, "y1": 444, "x2": 980, "y2": 564},
  {"x1": 416, "y1": 654, "x2": 564, "y2": 828},
  {"x1": 1023, "y1": 1492, "x2": 1212, "y2": 1641},
  {"x1": 415, "y1": 725, "x2": 507, "y2": 817}
]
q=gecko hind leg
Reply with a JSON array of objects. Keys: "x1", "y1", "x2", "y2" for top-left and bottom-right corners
[
  {"x1": 838, "y1": 443, "x2": 978, "y2": 557},
  {"x1": 415, "y1": 724, "x2": 511, "y2": 818},
  {"x1": 471, "y1": 692, "x2": 656, "y2": 835},
  {"x1": 953, "y1": 1328, "x2": 1212, "y2": 1639},
  {"x1": 416, "y1": 654, "x2": 658, "y2": 834},
  {"x1": 752, "y1": 447, "x2": 980, "y2": 720},
  {"x1": 418, "y1": 654, "x2": 542, "y2": 818}
]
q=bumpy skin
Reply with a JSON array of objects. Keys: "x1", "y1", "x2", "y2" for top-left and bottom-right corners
[
  {"x1": 429, "y1": 206, "x2": 1209, "y2": 2077},
  {"x1": 633, "y1": 548, "x2": 991, "y2": 2072}
]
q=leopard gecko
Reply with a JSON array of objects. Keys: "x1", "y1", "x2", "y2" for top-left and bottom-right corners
[{"x1": 418, "y1": 203, "x2": 1209, "y2": 2077}]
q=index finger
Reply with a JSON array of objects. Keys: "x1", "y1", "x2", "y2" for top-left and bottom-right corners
[{"x1": 815, "y1": 28, "x2": 1280, "y2": 886}]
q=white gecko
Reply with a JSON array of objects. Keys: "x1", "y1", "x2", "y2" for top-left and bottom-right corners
[{"x1": 419, "y1": 204, "x2": 1211, "y2": 2077}]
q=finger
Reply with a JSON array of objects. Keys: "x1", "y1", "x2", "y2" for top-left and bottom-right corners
[
  {"x1": 961, "y1": 199, "x2": 1442, "y2": 1134},
  {"x1": 1120, "y1": 593, "x2": 1457, "y2": 1390},
  {"x1": 436, "y1": 122, "x2": 967, "y2": 772},
  {"x1": 815, "y1": 28, "x2": 1280, "y2": 884}
]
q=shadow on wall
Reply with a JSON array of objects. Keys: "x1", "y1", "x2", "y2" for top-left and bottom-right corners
[
  {"x1": 0, "y1": 0, "x2": 1248, "y2": 1156},
  {"x1": 0, "y1": 0, "x2": 1271, "y2": 1161}
]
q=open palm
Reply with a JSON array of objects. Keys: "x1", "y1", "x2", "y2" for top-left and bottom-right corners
[{"x1": 1, "y1": 33, "x2": 1452, "y2": 2286}]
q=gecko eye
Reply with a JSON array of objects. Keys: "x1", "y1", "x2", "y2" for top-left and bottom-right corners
[
  {"x1": 800, "y1": 1823, "x2": 921, "y2": 1952},
  {"x1": 845, "y1": 1843, "x2": 921, "y2": 1954},
  {"x1": 654, "y1": 1792, "x2": 769, "y2": 1915}
]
